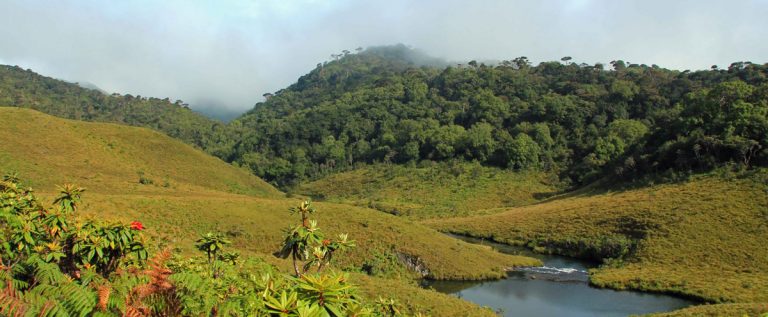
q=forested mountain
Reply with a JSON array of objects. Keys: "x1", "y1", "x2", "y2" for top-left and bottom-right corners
[
  {"x1": 228, "y1": 46, "x2": 768, "y2": 187},
  {"x1": 3, "y1": 46, "x2": 766, "y2": 190},
  {"x1": 0, "y1": 65, "x2": 232, "y2": 155}
]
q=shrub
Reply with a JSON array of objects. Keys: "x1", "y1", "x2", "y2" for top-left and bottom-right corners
[{"x1": 1, "y1": 174, "x2": 421, "y2": 316}]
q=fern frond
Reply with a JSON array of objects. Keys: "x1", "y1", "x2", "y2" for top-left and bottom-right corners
[
  {"x1": 59, "y1": 282, "x2": 96, "y2": 316},
  {"x1": 32, "y1": 259, "x2": 68, "y2": 286},
  {"x1": 0, "y1": 279, "x2": 27, "y2": 317},
  {"x1": 96, "y1": 284, "x2": 111, "y2": 311},
  {"x1": 124, "y1": 248, "x2": 181, "y2": 317}
]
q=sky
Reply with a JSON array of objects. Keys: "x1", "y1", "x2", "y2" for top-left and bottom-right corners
[{"x1": 1, "y1": 0, "x2": 766, "y2": 120}]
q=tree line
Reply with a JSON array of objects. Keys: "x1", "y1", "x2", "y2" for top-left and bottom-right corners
[
  {"x1": 227, "y1": 47, "x2": 768, "y2": 187},
  {"x1": 2, "y1": 46, "x2": 766, "y2": 188}
]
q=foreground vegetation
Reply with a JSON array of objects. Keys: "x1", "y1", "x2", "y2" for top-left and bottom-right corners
[
  {"x1": 298, "y1": 161, "x2": 558, "y2": 219},
  {"x1": 427, "y1": 169, "x2": 768, "y2": 306},
  {"x1": 1, "y1": 176, "x2": 439, "y2": 316}
]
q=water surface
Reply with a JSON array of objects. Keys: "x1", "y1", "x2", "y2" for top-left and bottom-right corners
[{"x1": 423, "y1": 235, "x2": 694, "y2": 317}]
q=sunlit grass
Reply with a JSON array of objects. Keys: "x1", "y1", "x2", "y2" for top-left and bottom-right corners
[
  {"x1": 298, "y1": 161, "x2": 559, "y2": 220},
  {"x1": 645, "y1": 303, "x2": 768, "y2": 317},
  {"x1": 426, "y1": 170, "x2": 768, "y2": 306},
  {"x1": 0, "y1": 107, "x2": 282, "y2": 197}
]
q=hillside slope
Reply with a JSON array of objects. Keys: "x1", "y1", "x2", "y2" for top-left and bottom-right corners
[
  {"x1": 229, "y1": 46, "x2": 768, "y2": 189},
  {"x1": 426, "y1": 171, "x2": 768, "y2": 304},
  {"x1": 0, "y1": 107, "x2": 280, "y2": 197},
  {"x1": 298, "y1": 162, "x2": 559, "y2": 219},
  {"x1": 0, "y1": 65, "x2": 230, "y2": 153},
  {"x1": 0, "y1": 107, "x2": 536, "y2": 277}
]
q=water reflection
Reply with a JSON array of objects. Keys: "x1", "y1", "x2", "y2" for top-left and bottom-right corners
[{"x1": 423, "y1": 235, "x2": 695, "y2": 317}]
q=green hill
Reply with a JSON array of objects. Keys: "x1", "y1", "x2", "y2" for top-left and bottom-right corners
[
  {"x1": 426, "y1": 170, "x2": 768, "y2": 305},
  {"x1": 0, "y1": 107, "x2": 280, "y2": 197},
  {"x1": 5, "y1": 51, "x2": 767, "y2": 193},
  {"x1": 298, "y1": 161, "x2": 559, "y2": 219},
  {"x1": 0, "y1": 65, "x2": 231, "y2": 154},
  {"x1": 228, "y1": 47, "x2": 768, "y2": 189}
]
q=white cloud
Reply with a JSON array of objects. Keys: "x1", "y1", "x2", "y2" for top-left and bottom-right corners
[{"x1": 0, "y1": 0, "x2": 765, "y2": 119}]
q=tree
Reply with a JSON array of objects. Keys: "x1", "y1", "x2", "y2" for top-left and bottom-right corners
[
  {"x1": 504, "y1": 133, "x2": 542, "y2": 170},
  {"x1": 275, "y1": 200, "x2": 354, "y2": 277},
  {"x1": 461, "y1": 122, "x2": 497, "y2": 161},
  {"x1": 467, "y1": 88, "x2": 509, "y2": 126},
  {"x1": 195, "y1": 232, "x2": 231, "y2": 278},
  {"x1": 426, "y1": 125, "x2": 466, "y2": 159},
  {"x1": 513, "y1": 56, "x2": 531, "y2": 69}
]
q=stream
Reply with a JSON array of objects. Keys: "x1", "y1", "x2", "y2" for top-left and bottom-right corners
[{"x1": 422, "y1": 234, "x2": 695, "y2": 317}]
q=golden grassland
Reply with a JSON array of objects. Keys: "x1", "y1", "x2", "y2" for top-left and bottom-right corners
[
  {"x1": 0, "y1": 107, "x2": 282, "y2": 198},
  {"x1": 63, "y1": 192, "x2": 539, "y2": 280},
  {"x1": 0, "y1": 107, "x2": 537, "y2": 316},
  {"x1": 352, "y1": 274, "x2": 497, "y2": 317},
  {"x1": 646, "y1": 303, "x2": 768, "y2": 317},
  {"x1": 298, "y1": 162, "x2": 559, "y2": 220},
  {"x1": 426, "y1": 170, "x2": 768, "y2": 309}
]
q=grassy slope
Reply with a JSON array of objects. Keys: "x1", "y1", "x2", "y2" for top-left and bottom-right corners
[
  {"x1": 298, "y1": 162, "x2": 559, "y2": 220},
  {"x1": 0, "y1": 107, "x2": 537, "y2": 316},
  {"x1": 646, "y1": 303, "x2": 767, "y2": 317},
  {"x1": 0, "y1": 107, "x2": 280, "y2": 198},
  {"x1": 426, "y1": 171, "x2": 768, "y2": 306},
  {"x1": 353, "y1": 274, "x2": 496, "y2": 317},
  {"x1": 70, "y1": 192, "x2": 538, "y2": 280}
]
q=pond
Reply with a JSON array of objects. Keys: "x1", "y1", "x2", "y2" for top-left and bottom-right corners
[{"x1": 422, "y1": 235, "x2": 695, "y2": 317}]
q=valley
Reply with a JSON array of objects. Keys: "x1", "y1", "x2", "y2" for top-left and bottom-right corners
[
  {"x1": 0, "y1": 108, "x2": 537, "y2": 316},
  {"x1": 1, "y1": 45, "x2": 767, "y2": 316}
]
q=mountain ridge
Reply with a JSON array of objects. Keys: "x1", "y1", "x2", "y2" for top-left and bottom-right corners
[{"x1": 5, "y1": 47, "x2": 765, "y2": 192}]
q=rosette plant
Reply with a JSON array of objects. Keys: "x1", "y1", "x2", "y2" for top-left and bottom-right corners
[
  {"x1": 275, "y1": 200, "x2": 355, "y2": 277},
  {"x1": 195, "y1": 231, "x2": 231, "y2": 278}
]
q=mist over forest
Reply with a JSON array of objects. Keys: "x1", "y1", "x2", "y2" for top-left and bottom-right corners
[{"x1": 1, "y1": 0, "x2": 766, "y2": 117}]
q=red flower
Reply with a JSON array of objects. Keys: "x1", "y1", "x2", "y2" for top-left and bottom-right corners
[
  {"x1": 322, "y1": 239, "x2": 331, "y2": 246},
  {"x1": 130, "y1": 221, "x2": 145, "y2": 231}
]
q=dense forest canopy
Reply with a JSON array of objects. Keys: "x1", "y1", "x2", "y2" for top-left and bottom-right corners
[
  {"x1": 227, "y1": 46, "x2": 768, "y2": 187},
  {"x1": 2, "y1": 45, "x2": 766, "y2": 188}
]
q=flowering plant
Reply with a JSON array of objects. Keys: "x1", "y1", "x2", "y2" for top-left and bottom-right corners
[{"x1": 130, "y1": 221, "x2": 145, "y2": 231}]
